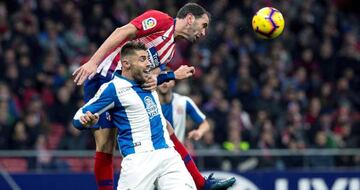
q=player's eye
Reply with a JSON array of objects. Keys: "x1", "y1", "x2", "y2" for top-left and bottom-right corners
[{"x1": 139, "y1": 56, "x2": 146, "y2": 62}]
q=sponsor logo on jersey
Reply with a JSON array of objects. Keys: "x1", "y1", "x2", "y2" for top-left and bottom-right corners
[
  {"x1": 118, "y1": 87, "x2": 131, "y2": 95},
  {"x1": 144, "y1": 96, "x2": 159, "y2": 119},
  {"x1": 142, "y1": 17, "x2": 157, "y2": 30}
]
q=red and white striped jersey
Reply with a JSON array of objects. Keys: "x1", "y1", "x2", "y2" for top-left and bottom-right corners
[{"x1": 96, "y1": 10, "x2": 176, "y2": 78}]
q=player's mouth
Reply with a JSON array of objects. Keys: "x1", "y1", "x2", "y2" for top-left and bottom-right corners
[{"x1": 144, "y1": 67, "x2": 150, "y2": 74}]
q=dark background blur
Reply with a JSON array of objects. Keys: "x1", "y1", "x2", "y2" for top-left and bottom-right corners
[{"x1": 0, "y1": 0, "x2": 359, "y2": 172}]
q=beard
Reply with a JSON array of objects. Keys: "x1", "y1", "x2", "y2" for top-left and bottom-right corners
[{"x1": 131, "y1": 67, "x2": 147, "y2": 83}]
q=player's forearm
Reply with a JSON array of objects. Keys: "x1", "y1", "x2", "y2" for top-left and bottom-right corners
[
  {"x1": 72, "y1": 103, "x2": 112, "y2": 129},
  {"x1": 197, "y1": 120, "x2": 210, "y2": 134},
  {"x1": 157, "y1": 71, "x2": 175, "y2": 85},
  {"x1": 89, "y1": 24, "x2": 137, "y2": 66}
]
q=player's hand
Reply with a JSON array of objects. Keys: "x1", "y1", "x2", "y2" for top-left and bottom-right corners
[
  {"x1": 187, "y1": 129, "x2": 204, "y2": 141},
  {"x1": 79, "y1": 111, "x2": 99, "y2": 127},
  {"x1": 142, "y1": 74, "x2": 157, "y2": 91},
  {"x1": 72, "y1": 61, "x2": 98, "y2": 85},
  {"x1": 174, "y1": 65, "x2": 195, "y2": 80}
]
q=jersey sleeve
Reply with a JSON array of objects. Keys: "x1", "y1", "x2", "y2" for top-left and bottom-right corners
[
  {"x1": 130, "y1": 10, "x2": 173, "y2": 38},
  {"x1": 185, "y1": 97, "x2": 206, "y2": 125},
  {"x1": 72, "y1": 82, "x2": 117, "y2": 129}
]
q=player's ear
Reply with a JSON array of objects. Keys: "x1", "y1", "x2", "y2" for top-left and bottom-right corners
[
  {"x1": 186, "y1": 13, "x2": 195, "y2": 25},
  {"x1": 121, "y1": 59, "x2": 131, "y2": 69}
]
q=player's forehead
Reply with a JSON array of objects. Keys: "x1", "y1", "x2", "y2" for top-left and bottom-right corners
[{"x1": 134, "y1": 50, "x2": 148, "y2": 58}]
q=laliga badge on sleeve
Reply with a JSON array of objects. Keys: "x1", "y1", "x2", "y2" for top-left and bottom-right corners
[{"x1": 142, "y1": 17, "x2": 157, "y2": 30}]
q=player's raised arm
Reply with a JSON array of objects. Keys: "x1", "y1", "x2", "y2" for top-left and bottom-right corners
[
  {"x1": 73, "y1": 24, "x2": 138, "y2": 85},
  {"x1": 72, "y1": 82, "x2": 117, "y2": 129}
]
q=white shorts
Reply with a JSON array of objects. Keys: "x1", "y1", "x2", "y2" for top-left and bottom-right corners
[{"x1": 117, "y1": 147, "x2": 196, "y2": 190}]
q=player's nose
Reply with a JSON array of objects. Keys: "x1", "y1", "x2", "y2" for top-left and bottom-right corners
[{"x1": 146, "y1": 59, "x2": 151, "y2": 67}]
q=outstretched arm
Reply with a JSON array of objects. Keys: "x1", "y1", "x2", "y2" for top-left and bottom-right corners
[
  {"x1": 73, "y1": 82, "x2": 117, "y2": 129},
  {"x1": 73, "y1": 24, "x2": 137, "y2": 85},
  {"x1": 187, "y1": 120, "x2": 210, "y2": 141},
  {"x1": 185, "y1": 97, "x2": 209, "y2": 141}
]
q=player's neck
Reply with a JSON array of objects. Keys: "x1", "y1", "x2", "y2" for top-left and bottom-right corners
[
  {"x1": 121, "y1": 71, "x2": 134, "y2": 81},
  {"x1": 159, "y1": 92, "x2": 172, "y2": 103},
  {"x1": 164, "y1": 92, "x2": 173, "y2": 103}
]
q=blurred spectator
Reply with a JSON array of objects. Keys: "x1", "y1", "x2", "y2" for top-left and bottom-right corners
[
  {"x1": 10, "y1": 121, "x2": 29, "y2": 149},
  {"x1": 63, "y1": 20, "x2": 89, "y2": 60},
  {"x1": 49, "y1": 86, "x2": 77, "y2": 126},
  {"x1": 308, "y1": 131, "x2": 335, "y2": 168},
  {"x1": 59, "y1": 122, "x2": 90, "y2": 150},
  {"x1": 257, "y1": 120, "x2": 278, "y2": 168},
  {"x1": 255, "y1": 84, "x2": 281, "y2": 119},
  {"x1": 35, "y1": 134, "x2": 53, "y2": 171}
]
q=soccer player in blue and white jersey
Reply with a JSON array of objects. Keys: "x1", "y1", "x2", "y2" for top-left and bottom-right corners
[
  {"x1": 73, "y1": 42, "x2": 196, "y2": 190},
  {"x1": 158, "y1": 79, "x2": 210, "y2": 143},
  {"x1": 157, "y1": 76, "x2": 238, "y2": 190}
]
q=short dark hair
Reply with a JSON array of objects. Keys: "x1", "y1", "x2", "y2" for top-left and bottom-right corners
[
  {"x1": 176, "y1": 3, "x2": 210, "y2": 19},
  {"x1": 120, "y1": 41, "x2": 147, "y2": 57}
]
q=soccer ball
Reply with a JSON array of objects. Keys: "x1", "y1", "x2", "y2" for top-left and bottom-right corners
[{"x1": 252, "y1": 7, "x2": 285, "y2": 39}]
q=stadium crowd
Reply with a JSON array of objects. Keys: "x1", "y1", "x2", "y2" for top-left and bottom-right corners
[{"x1": 0, "y1": 0, "x2": 359, "y2": 170}]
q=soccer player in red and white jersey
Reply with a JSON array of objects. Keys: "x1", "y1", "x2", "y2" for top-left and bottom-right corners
[{"x1": 73, "y1": 3, "x2": 235, "y2": 190}]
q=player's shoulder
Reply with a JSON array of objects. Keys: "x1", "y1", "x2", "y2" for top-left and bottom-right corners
[
  {"x1": 173, "y1": 93, "x2": 189, "y2": 103},
  {"x1": 173, "y1": 92, "x2": 190, "y2": 100},
  {"x1": 112, "y1": 76, "x2": 134, "y2": 88},
  {"x1": 140, "y1": 9, "x2": 173, "y2": 27},
  {"x1": 142, "y1": 9, "x2": 172, "y2": 20},
  {"x1": 172, "y1": 92, "x2": 182, "y2": 99}
]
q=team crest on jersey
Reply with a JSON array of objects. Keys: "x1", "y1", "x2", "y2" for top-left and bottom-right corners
[
  {"x1": 144, "y1": 96, "x2": 159, "y2": 119},
  {"x1": 142, "y1": 17, "x2": 157, "y2": 30}
]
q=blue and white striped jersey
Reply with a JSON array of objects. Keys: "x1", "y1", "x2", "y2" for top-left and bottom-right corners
[
  {"x1": 161, "y1": 93, "x2": 206, "y2": 142},
  {"x1": 73, "y1": 73, "x2": 173, "y2": 157}
]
